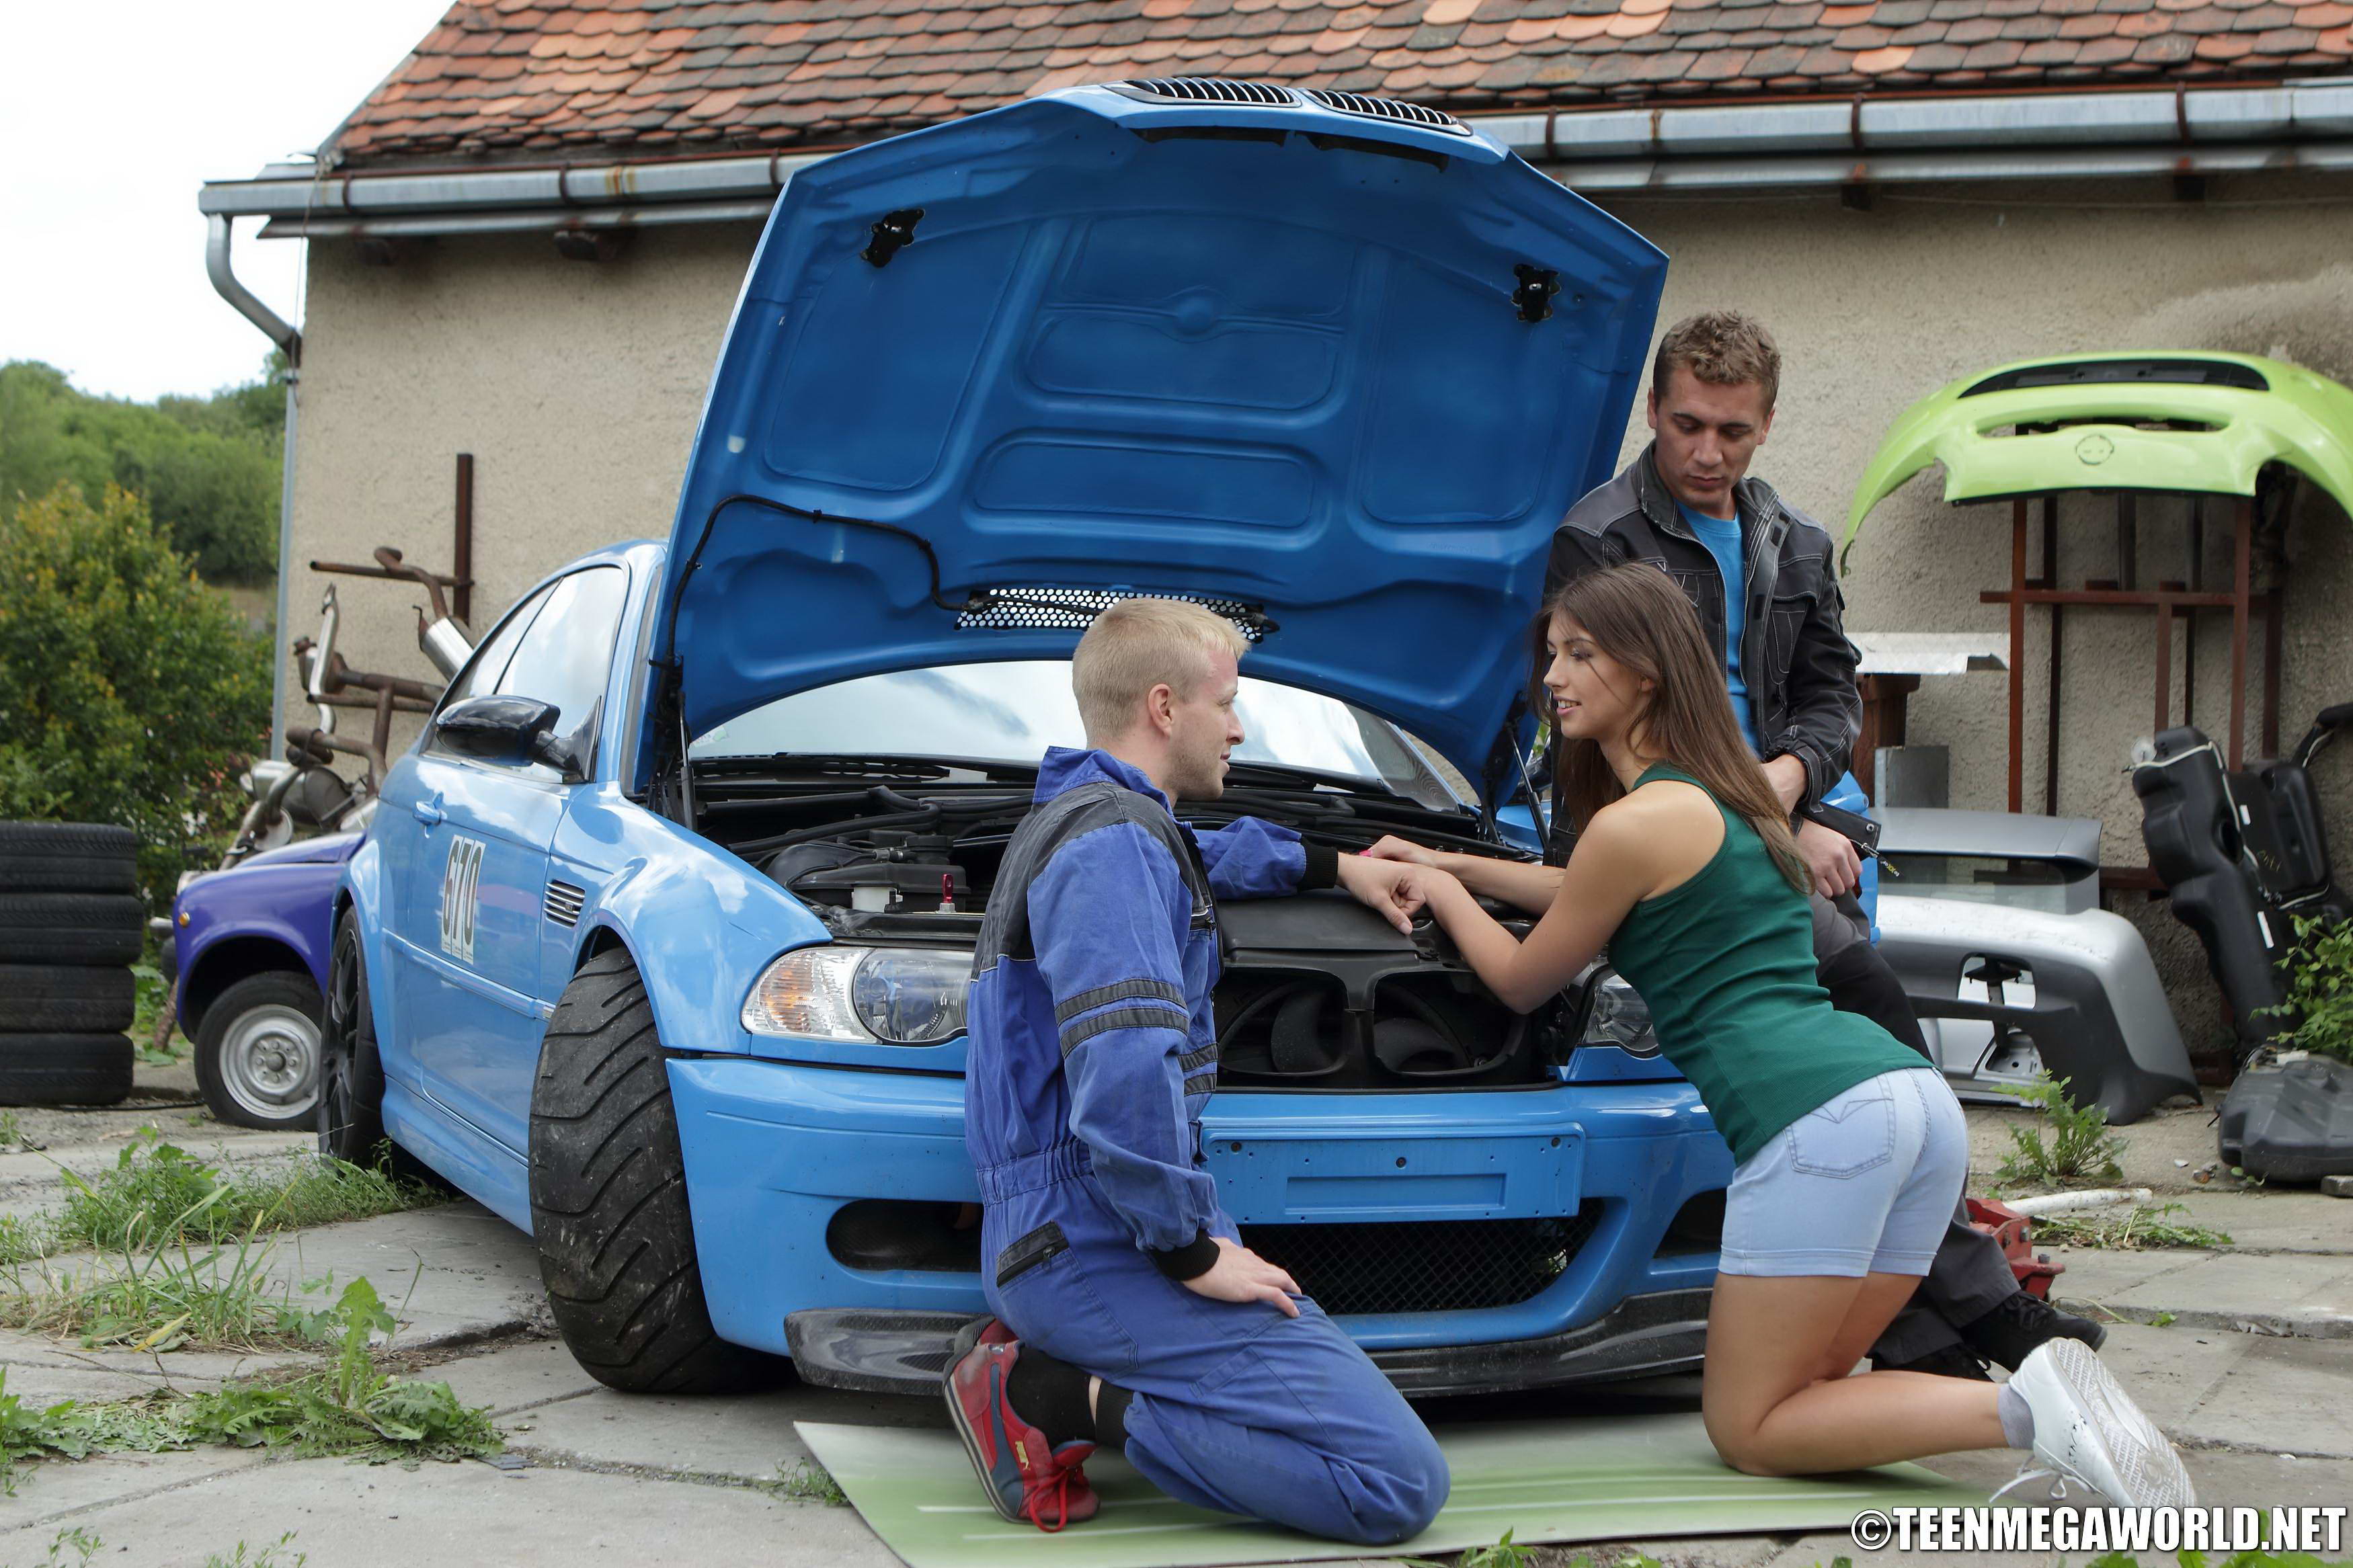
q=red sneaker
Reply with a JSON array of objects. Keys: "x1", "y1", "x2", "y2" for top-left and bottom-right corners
[{"x1": 941, "y1": 1319, "x2": 1099, "y2": 1531}]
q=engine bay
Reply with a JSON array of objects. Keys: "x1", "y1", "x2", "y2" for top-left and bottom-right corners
[{"x1": 696, "y1": 759, "x2": 1571, "y2": 1089}]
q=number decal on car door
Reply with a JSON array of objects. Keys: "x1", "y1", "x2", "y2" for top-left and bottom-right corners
[{"x1": 440, "y1": 837, "x2": 486, "y2": 964}]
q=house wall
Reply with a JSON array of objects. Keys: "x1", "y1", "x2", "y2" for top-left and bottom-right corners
[{"x1": 282, "y1": 177, "x2": 2353, "y2": 1048}]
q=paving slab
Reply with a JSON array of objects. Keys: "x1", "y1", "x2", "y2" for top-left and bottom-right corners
[
  {"x1": 251, "y1": 1201, "x2": 547, "y2": 1350},
  {"x1": 420, "y1": 1335, "x2": 604, "y2": 1416},
  {"x1": 2055, "y1": 1321, "x2": 2252, "y2": 1430},
  {"x1": 0, "y1": 1447, "x2": 271, "y2": 1535},
  {"x1": 2142, "y1": 1191, "x2": 2353, "y2": 1253},
  {"x1": 3, "y1": 1454, "x2": 900, "y2": 1568},
  {"x1": 504, "y1": 1372, "x2": 943, "y2": 1485},
  {"x1": 2173, "y1": 1335, "x2": 2353, "y2": 1458},
  {"x1": 2052, "y1": 1247, "x2": 2353, "y2": 1337}
]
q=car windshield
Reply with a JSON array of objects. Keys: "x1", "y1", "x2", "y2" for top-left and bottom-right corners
[{"x1": 690, "y1": 661, "x2": 1463, "y2": 805}]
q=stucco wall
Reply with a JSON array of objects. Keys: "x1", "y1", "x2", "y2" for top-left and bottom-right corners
[
  {"x1": 283, "y1": 225, "x2": 757, "y2": 766},
  {"x1": 282, "y1": 177, "x2": 2353, "y2": 1049}
]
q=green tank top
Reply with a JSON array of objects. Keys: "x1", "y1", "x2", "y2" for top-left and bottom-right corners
[{"x1": 1607, "y1": 763, "x2": 1925, "y2": 1165}]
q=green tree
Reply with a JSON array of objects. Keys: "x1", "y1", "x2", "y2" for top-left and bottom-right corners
[
  {"x1": 0, "y1": 484, "x2": 272, "y2": 904},
  {"x1": 0, "y1": 358, "x2": 283, "y2": 583}
]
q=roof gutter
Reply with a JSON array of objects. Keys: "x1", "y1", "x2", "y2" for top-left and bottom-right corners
[{"x1": 196, "y1": 78, "x2": 2353, "y2": 240}]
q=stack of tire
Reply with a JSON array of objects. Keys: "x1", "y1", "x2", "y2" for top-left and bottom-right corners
[{"x1": 0, "y1": 823, "x2": 142, "y2": 1106}]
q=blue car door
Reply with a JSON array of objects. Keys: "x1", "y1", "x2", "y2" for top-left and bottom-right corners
[{"x1": 395, "y1": 564, "x2": 629, "y2": 1155}]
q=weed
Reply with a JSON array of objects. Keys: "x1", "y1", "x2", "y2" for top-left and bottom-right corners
[
  {"x1": 0, "y1": 1110, "x2": 30, "y2": 1151},
  {"x1": 0, "y1": 1283, "x2": 499, "y2": 1491},
  {"x1": 201, "y1": 1537, "x2": 307, "y2": 1568},
  {"x1": 772, "y1": 1457, "x2": 848, "y2": 1505},
  {"x1": 25, "y1": 1528, "x2": 104, "y2": 1567},
  {"x1": 180, "y1": 1278, "x2": 501, "y2": 1464},
  {"x1": 47, "y1": 1131, "x2": 444, "y2": 1255},
  {"x1": 1400, "y1": 1531, "x2": 1540, "y2": 1568},
  {"x1": 1995, "y1": 1073, "x2": 2126, "y2": 1188},
  {"x1": 2257, "y1": 915, "x2": 2353, "y2": 1065},
  {"x1": 130, "y1": 960, "x2": 186, "y2": 1068},
  {"x1": 2034, "y1": 1203, "x2": 2233, "y2": 1251},
  {"x1": 2155, "y1": 1310, "x2": 2180, "y2": 1327}
]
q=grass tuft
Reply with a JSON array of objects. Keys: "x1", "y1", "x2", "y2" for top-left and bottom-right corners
[{"x1": 772, "y1": 1457, "x2": 848, "y2": 1505}]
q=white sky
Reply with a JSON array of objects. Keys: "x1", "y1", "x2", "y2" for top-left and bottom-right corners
[{"x1": 0, "y1": 1, "x2": 455, "y2": 402}]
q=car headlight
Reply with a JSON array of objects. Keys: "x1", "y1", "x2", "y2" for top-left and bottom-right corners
[
  {"x1": 742, "y1": 946, "x2": 969, "y2": 1045},
  {"x1": 1580, "y1": 969, "x2": 1659, "y2": 1057}
]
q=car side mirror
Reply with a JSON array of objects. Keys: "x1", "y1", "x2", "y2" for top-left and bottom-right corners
[{"x1": 436, "y1": 695, "x2": 585, "y2": 782}]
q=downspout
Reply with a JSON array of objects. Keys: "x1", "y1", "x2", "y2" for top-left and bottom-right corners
[{"x1": 205, "y1": 214, "x2": 303, "y2": 761}]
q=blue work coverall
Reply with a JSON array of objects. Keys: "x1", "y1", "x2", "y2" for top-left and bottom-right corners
[{"x1": 965, "y1": 747, "x2": 1448, "y2": 1546}]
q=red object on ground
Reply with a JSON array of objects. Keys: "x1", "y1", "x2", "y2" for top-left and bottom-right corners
[{"x1": 1967, "y1": 1197, "x2": 2064, "y2": 1299}]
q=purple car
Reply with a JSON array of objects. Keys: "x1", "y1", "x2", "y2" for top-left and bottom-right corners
[{"x1": 166, "y1": 832, "x2": 358, "y2": 1130}]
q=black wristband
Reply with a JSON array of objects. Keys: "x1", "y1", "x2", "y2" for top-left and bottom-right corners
[
  {"x1": 1299, "y1": 843, "x2": 1339, "y2": 891},
  {"x1": 1148, "y1": 1229, "x2": 1220, "y2": 1282}
]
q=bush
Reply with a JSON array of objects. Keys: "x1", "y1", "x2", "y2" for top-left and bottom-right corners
[{"x1": 0, "y1": 483, "x2": 273, "y2": 904}]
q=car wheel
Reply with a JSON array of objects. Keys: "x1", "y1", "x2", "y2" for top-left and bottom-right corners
[
  {"x1": 317, "y1": 910, "x2": 445, "y2": 1186},
  {"x1": 0, "y1": 966, "x2": 135, "y2": 1034},
  {"x1": 196, "y1": 972, "x2": 324, "y2": 1131},
  {"x1": 0, "y1": 1034, "x2": 133, "y2": 1106},
  {"x1": 0, "y1": 895, "x2": 145, "y2": 966},
  {"x1": 530, "y1": 947, "x2": 775, "y2": 1394}
]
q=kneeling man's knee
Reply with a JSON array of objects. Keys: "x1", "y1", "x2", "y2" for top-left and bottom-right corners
[{"x1": 1349, "y1": 1427, "x2": 1450, "y2": 1544}]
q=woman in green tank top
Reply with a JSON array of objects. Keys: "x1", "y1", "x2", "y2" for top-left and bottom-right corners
[{"x1": 1361, "y1": 563, "x2": 2190, "y2": 1505}]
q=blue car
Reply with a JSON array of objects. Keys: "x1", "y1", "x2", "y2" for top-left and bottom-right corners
[{"x1": 326, "y1": 81, "x2": 1743, "y2": 1397}]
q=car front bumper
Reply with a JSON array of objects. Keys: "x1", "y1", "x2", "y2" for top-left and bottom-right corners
[{"x1": 666, "y1": 1054, "x2": 1730, "y2": 1376}]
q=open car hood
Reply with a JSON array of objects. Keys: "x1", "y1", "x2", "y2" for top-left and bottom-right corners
[
  {"x1": 644, "y1": 82, "x2": 1666, "y2": 791},
  {"x1": 1845, "y1": 352, "x2": 2353, "y2": 544}
]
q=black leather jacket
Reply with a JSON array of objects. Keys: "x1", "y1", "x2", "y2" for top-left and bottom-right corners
[{"x1": 1543, "y1": 444, "x2": 1862, "y2": 855}]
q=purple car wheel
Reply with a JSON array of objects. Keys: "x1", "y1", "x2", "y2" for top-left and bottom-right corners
[{"x1": 194, "y1": 973, "x2": 322, "y2": 1130}]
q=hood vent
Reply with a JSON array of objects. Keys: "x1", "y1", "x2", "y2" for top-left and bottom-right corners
[
  {"x1": 956, "y1": 586, "x2": 1270, "y2": 642},
  {"x1": 543, "y1": 880, "x2": 586, "y2": 928},
  {"x1": 1302, "y1": 89, "x2": 1470, "y2": 136},
  {"x1": 1117, "y1": 78, "x2": 1298, "y2": 108}
]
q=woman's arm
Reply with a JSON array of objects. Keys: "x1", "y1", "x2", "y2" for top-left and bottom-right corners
[
  {"x1": 1361, "y1": 835, "x2": 1563, "y2": 914},
  {"x1": 1406, "y1": 794, "x2": 1710, "y2": 1013}
]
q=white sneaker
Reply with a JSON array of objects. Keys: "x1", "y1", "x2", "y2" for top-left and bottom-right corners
[{"x1": 2000, "y1": 1337, "x2": 2196, "y2": 1508}]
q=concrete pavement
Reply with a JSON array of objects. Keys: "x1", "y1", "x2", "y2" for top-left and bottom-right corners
[{"x1": 1, "y1": 1094, "x2": 2347, "y2": 1568}]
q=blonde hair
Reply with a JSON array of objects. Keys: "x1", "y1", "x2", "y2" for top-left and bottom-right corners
[
  {"x1": 1652, "y1": 310, "x2": 1781, "y2": 411},
  {"x1": 1073, "y1": 597, "x2": 1249, "y2": 745}
]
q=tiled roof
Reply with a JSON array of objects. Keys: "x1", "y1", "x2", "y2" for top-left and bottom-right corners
[{"x1": 330, "y1": 0, "x2": 2353, "y2": 167}]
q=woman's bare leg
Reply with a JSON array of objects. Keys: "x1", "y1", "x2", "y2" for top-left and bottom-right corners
[{"x1": 1703, "y1": 1272, "x2": 2008, "y2": 1475}]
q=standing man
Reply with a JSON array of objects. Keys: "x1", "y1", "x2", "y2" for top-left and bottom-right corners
[
  {"x1": 1545, "y1": 311, "x2": 2104, "y2": 1379},
  {"x1": 944, "y1": 598, "x2": 1448, "y2": 1542}
]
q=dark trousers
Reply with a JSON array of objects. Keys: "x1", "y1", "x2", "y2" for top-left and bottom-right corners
[{"x1": 1813, "y1": 915, "x2": 2018, "y2": 1361}]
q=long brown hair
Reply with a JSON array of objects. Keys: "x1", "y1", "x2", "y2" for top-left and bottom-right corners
[{"x1": 1536, "y1": 563, "x2": 1808, "y2": 893}]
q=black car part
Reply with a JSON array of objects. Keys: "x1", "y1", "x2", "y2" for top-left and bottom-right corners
[
  {"x1": 2134, "y1": 703, "x2": 2353, "y2": 1059},
  {"x1": 2217, "y1": 1055, "x2": 2353, "y2": 1182}
]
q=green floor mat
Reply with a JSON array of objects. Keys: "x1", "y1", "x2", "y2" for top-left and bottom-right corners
[{"x1": 797, "y1": 1412, "x2": 1987, "y2": 1568}]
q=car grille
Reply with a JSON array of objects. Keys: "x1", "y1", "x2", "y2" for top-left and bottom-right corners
[
  {"x1": 1238, "y1": 1206, "x2": 1601, "y2": 1316},
  {"x1": 1302, "y1": 88, "x2": 1470, "y2": 136},
  {"x1": 1118, "y1": 77, "x2": 1296, "y2": 107}
]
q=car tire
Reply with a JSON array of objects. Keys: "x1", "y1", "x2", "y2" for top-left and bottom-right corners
[
  {"x1": 529, "y1": 947, "x2": 776, "y2": 1395},
  {"x1": 0, "y1": 823, "x2": 138, "y2": 895},
  {"x1": 0, "y1": 1034, "x2": 134, "y2": 1106},
  {"x1": 0, "y1": 966, "x2": 136, "y2": 1034},
  {"x1": 0, "y1": 895, "x2": 146, "y2": 966},
  {"x1": 196, "y1": 971, "x2": 325, "y2": 1131},
  {"x1": 317, "y1": 910, "x2": 446, "y2": 1187}
]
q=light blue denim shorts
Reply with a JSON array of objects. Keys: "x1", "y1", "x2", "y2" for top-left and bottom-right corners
[{"x1": 1718, "y1": 1067, "x2": 1968, "y2": 1278}]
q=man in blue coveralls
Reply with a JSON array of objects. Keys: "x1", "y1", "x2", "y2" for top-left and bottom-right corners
[{"x1": 945, "y1": 597, "x2": 1451, "y2": 1542}]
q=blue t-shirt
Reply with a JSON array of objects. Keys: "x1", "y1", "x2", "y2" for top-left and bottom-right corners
[{"x1": 1678, "y1": 501, "x2": 1759, "y2": 751}]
